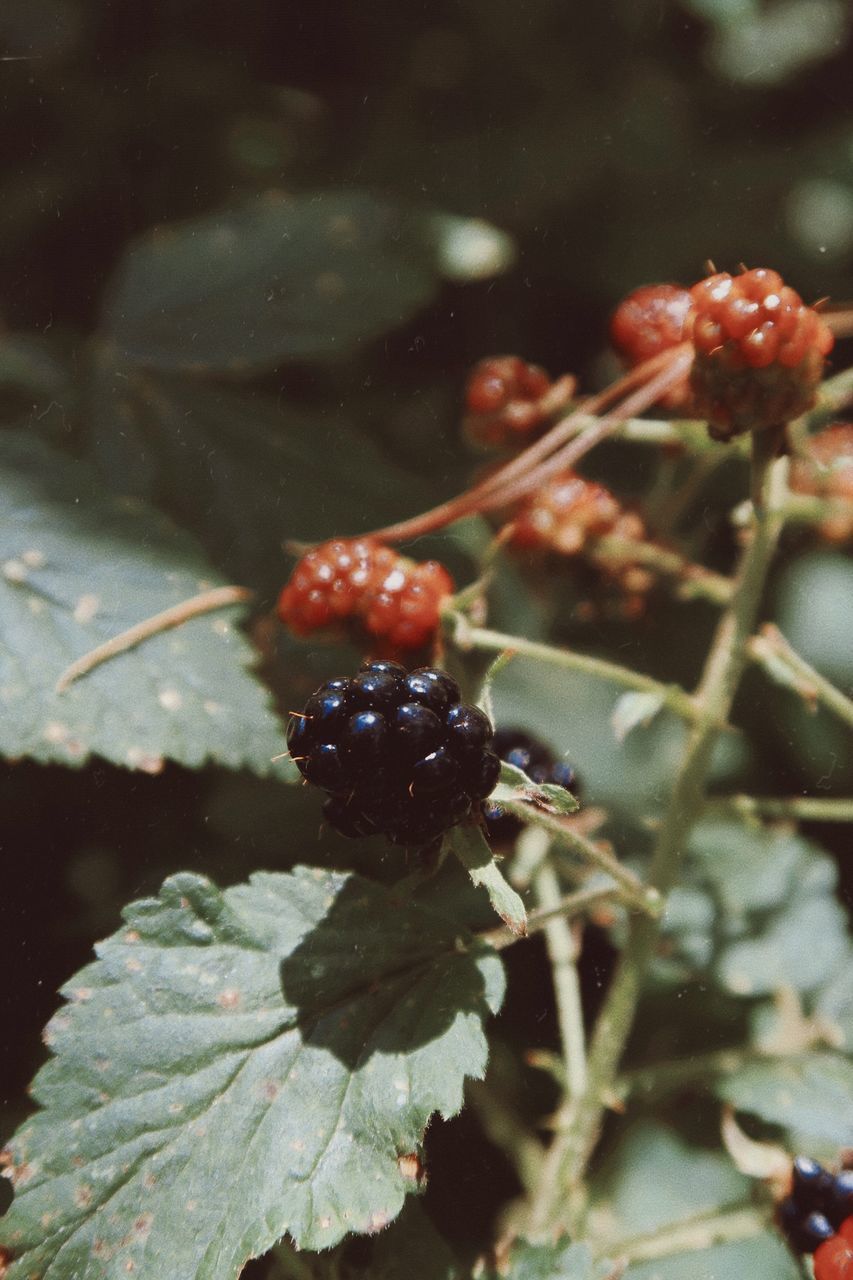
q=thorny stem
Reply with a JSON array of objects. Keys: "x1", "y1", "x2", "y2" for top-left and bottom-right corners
[
  {"x1": 446, "y1": 613, "x2": 708, "y2": 728},
  {"x1": 362, "y1": 345, "x2": 693, "y2": 544},
  {"x1": 748, "y1": 623, "x2": 853, "y2": 731},
  {"x1": 704, "y1": 793, "x2": 853, "y2": 823},
  {"x1": 529, "y1": 434, "x2": 788, "y2": 1238}
]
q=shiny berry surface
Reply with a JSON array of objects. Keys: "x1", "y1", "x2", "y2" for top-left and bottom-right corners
[
  {"x1": 289, "y1": 666, "x2": 501, "y2": 845},
  {"x1": 611, "y1": 283, "x2": 693, "y2": 364},
  {"x1": 464, "y1": 355, "x2": 557, "y2": 449},
  {"x1": 688, "y1": 266, "x2": 834, "y2": 439}
]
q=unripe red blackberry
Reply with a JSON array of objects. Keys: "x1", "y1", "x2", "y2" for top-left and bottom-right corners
[
  {"x1": 278, "y1": 539, "x2": 454, "y2": 655},
  {"x1": 687, "y1": 267, "x2": 834, "y2": 440},
  {"x1": 277, "y1": 538, "x2": 393, "y2": 636},
  {"x1": 790, "y1": 424, "x2": 853, "y2": 543},
  {"x1": 510, "y1": 471, "x2": 639, "y2": 555},
  {"x1": 464, "y1": 355, "x2": 555, "y2": 449},
  {"x1": 288, "y1": 661, "x2": 501, "y2": 846},
  {"x1": 508, "y1": 470, "x2": 652, "y2": 616}
]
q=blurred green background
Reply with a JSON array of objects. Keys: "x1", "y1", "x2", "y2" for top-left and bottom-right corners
[{"x1": 2, "y1": 0, "x2": 852, "y2": 1258}]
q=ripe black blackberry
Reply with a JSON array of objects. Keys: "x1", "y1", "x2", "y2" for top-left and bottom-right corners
[
  {"x1": 287, "y1": 660, "x2": 501, "y2": 846},
  {"x1": 484, "y1": 727, "x2": 579, "y2": 841}
]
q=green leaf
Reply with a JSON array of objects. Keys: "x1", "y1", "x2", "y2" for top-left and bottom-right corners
[
  {"x1": 0, "y1": 867, "x2": 505, "y2": 1278},
  {"x1": 481, "y1": 1239, "x2": 600, "y2": 1279},
  {"x1": 103, "y1": 191, "x2": 438, "y2": 372},
  {"x1": 0, "y1": 432, "x2": 289, "y2": 774},
  {"x1": 717, "y1": 1052, "x2": 853, "y2": 1149},
  {"x1": 590, "y1": 1122, "x2": 796, "y2": 1280},
  {"x1": 623, "y1": 1233, "x2": 799, "y2": 1280},
  {"x1": 449, "y1": 823, "x2": 528, "y2": 936},
  {"x1": 658, "y1": 820, "x2": 850, "y2": 996},
  {"x1": 366, "y1": 1201, "x2": 462, "y2": 1280},
  {"x1": 610, "y1": 691, "x2": 666, "y2": 744},
  {"x1": 87, "y1": 369, "x2": 443, "y2": 588},
  {"x1": 593, "y1": 1123, "x2": 749, "y2": 1243}
]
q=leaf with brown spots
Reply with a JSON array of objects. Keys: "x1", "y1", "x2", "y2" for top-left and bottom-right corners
[
  {"x1": 0, "y1": 433, "x2": 291, "y2": 776},
  {"x1": 0, "y1": 866, "x2": 504, "y2": 1279}
]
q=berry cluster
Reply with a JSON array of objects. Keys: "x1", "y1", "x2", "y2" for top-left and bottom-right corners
[
  {"x1": 508, "y1": 469, "x2": 654, "y2": 617},
  {"x1": 778, "y1": 1156, "x2": 853, "y2": 1278},
  {"x1": 484, "y1": 728, "x2": 579, "y2": 841},
  {"x1": 277, "y1": 538, "x2": 454, "y2": 654},
  {"x1": 287, "y1": 660, "x2": 501, "y2": 846},
  {"x1": 688, "y1": 267, "x2": 834, "y2": 440},
  {"x1": 790, "y1": 423, "x2": 853, "y2": 543},
  {"x1": 610, "y1": 283, "x2": 693, "y2": 409},
  {"x1": 464, "y1": 356, "x2": 570, "y2": 450}
]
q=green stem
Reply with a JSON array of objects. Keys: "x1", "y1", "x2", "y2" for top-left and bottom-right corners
[
  {"x1": 481, "y1": 885, "x2": 619, "y2": 951},
  {"x1": 705, "y1": 793, "x2": 853, "y2": 823},
  {"x1": 748, "y1": 624, "x2": 853, "y2": 731},
  {"x1": 532, "y1": 437, "x2": 788, "y2": 1236},
  {"x1": 446, "y1": 614, "x2": 702, "y2": 727},
  {"x1": 534, "y1": 855, "x2": 588, "y2": 1100},
  {"x1": 499, "y1": 798, "x2": 660, "y2": 917},
  {"x1": 605, "y1": 1206, "x2": 768, "y2": 1266},
  {"x1": 593, "y1": 534, "x2": 733, "y2": 604}
]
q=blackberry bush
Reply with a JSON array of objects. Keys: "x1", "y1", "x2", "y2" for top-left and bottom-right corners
[{"x1": 3, "y1": 217, "x2": 853, "y2": 1280}]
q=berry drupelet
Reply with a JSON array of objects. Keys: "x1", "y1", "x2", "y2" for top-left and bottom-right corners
[
  {"x1": 484, "y1": 728, "x2": 579, "y2": 841},
  {"x1": 687, "y1": 267, "x2": 834, "y2": 440},
  {"x1": 288, "y1": 660, "x2": 501, "y2": 847}
]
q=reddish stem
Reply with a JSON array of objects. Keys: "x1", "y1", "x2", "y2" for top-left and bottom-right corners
[{"x1": 367, "y1": 343, "x2": 693, "y2": 544}]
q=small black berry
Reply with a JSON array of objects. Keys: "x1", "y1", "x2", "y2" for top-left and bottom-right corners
[
  {"x1": 323, "y1": 796, "x2": 380, "y2": 838},
  {"x1": 405, "y1": 668, "x2": 461, "y2": 715},
  {"x1": 339, "y1": 710, "x2": 388, "y2": 776},
  {"x1": 411, "y1": 747, "x2": 460, "y2": 795},
  {"x1": 466, "y1": 749, "x2": 502, "y2": 799},
  {"x1": 359, "y1": 658, "x2": 407, "y2": 677},
  {"x1": 303, "y1": 688, "x2": 348, "y2": 733},
  {"x1": 302, "y1": 743, "x2": 351, "y2": 791},
  {"x1": 829, "y1": 1172, "x2": 853, "y2": 1228},
  {"x1": 445, "y1": 704, "x2": 492, "y2": 755},
  {"x1": 349, "y1": 670, "x2": 403, "y2": 708},
  {"x1": 393, "y1": 702, "x2": 444, "y2": 758},
  {"x1": 793, "y1": 1157, "x2": 834, "y2": 1211}
]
